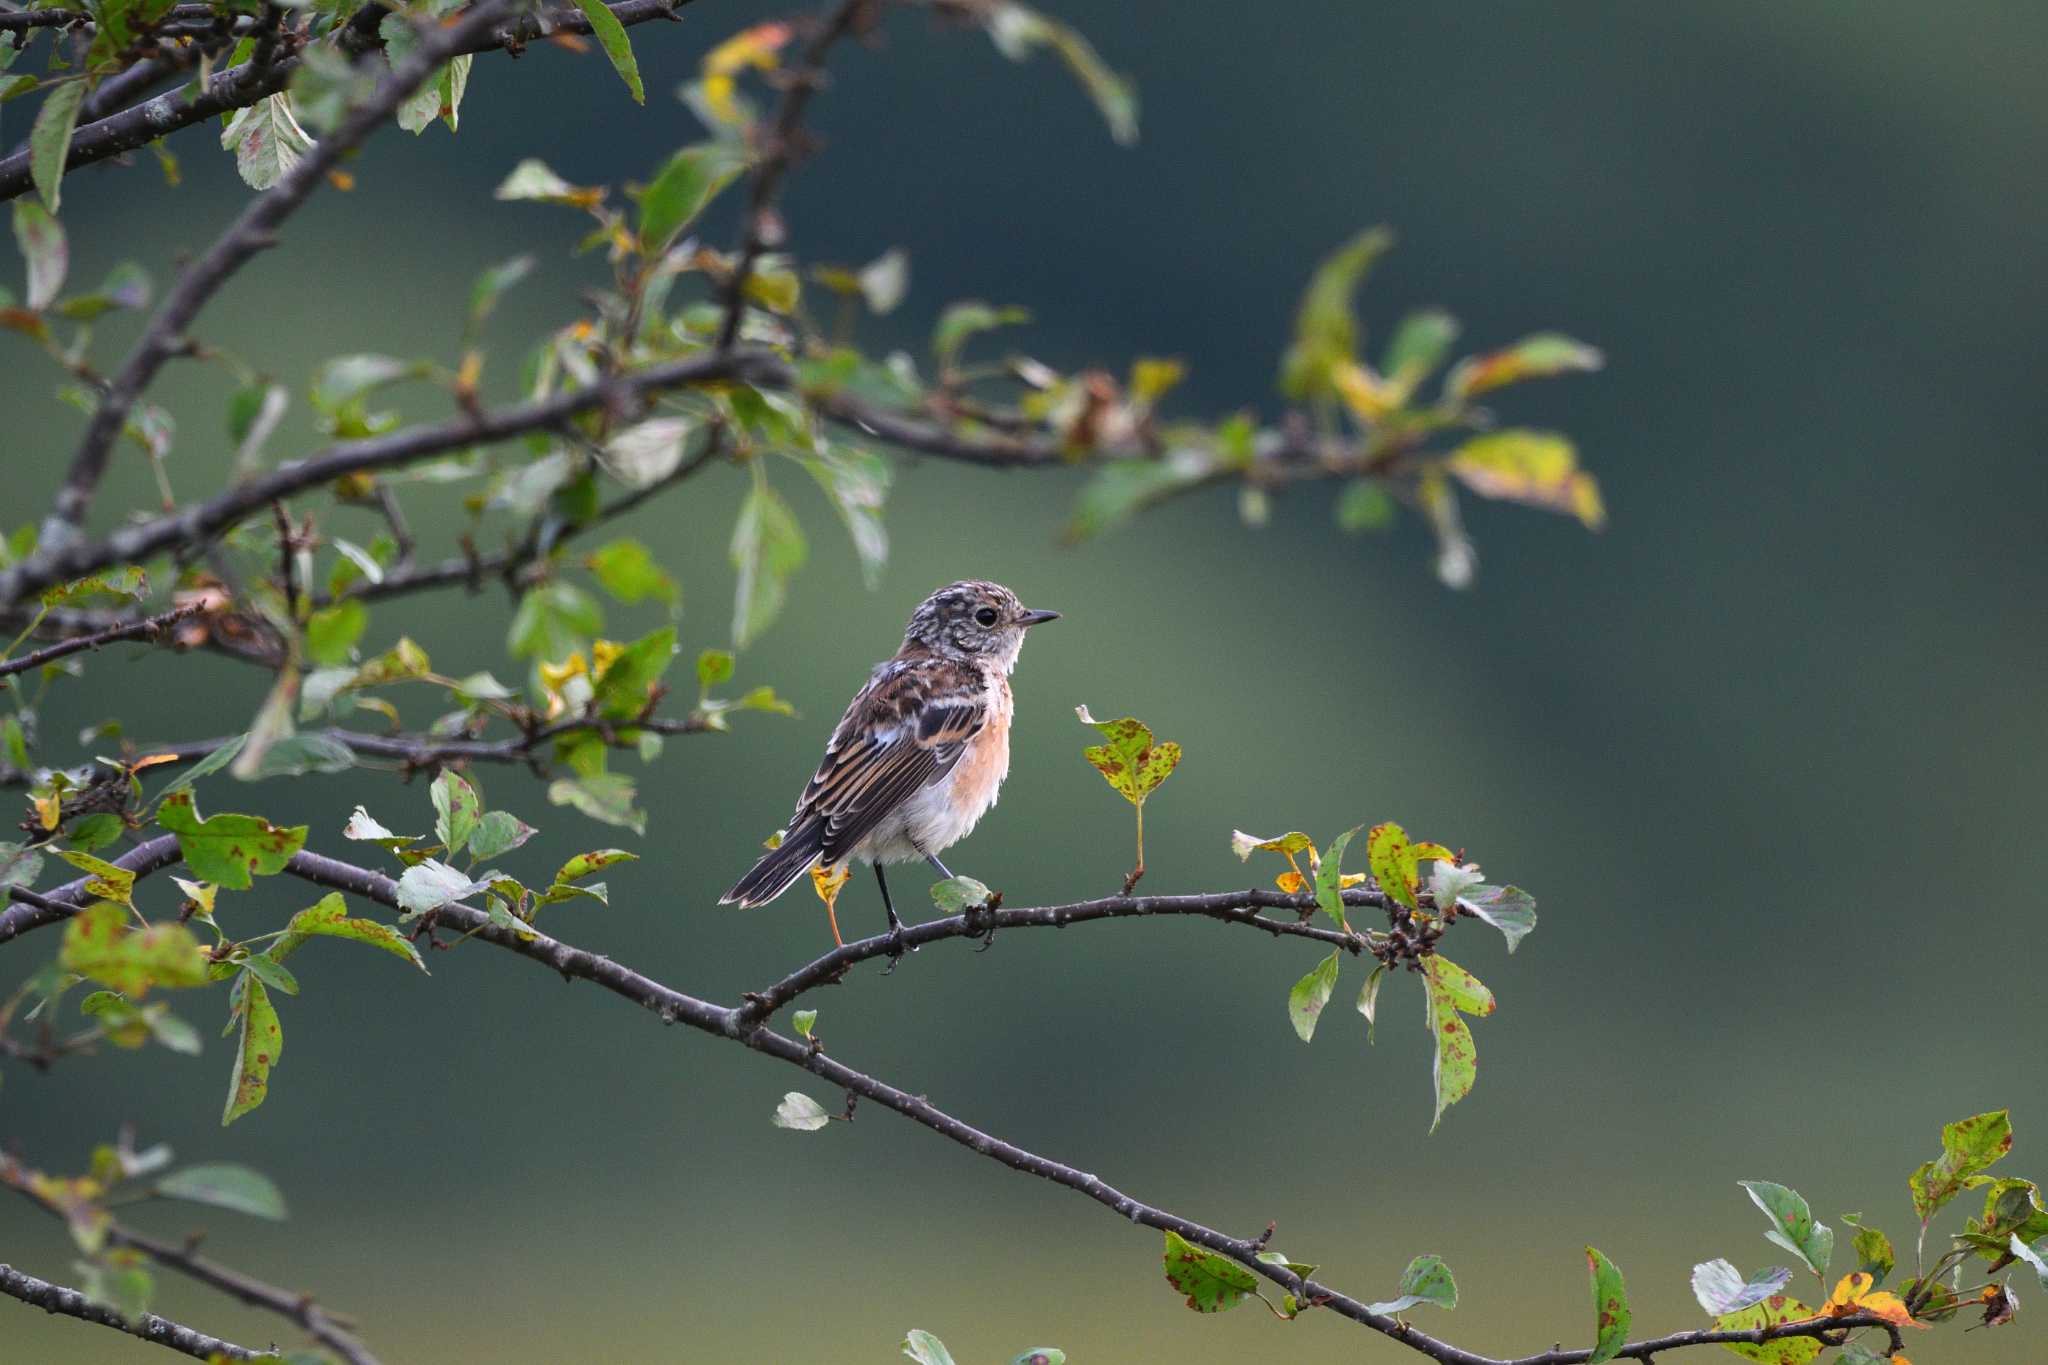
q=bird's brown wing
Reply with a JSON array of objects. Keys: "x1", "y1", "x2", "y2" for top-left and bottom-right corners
[{"x1": 792, "y1": 657, "x2": 987, "y2": 866}]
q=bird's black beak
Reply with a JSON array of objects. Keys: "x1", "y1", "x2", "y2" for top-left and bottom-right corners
[{"x1": 1017, "y1": 609, "x2": 1061, "y2": 626}]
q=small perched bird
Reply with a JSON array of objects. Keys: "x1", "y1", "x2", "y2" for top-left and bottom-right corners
[{"x1": 720, "y1": 580, "x2": 1060, "y2": 942}]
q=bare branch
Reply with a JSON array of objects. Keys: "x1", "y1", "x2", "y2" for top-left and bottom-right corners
[
  {"x1": 0, "y1": 601, "x2": 202, "y2": 681},
  {"x1": 715, "y1": 0, "x2": 875, "y2": 349},
  {"x1": 0, "y1": 1261, "x2": 274, "y2": 1362},
  {"x1": 107, "y1": 1225, "x2": 379, "y2": 1365}
]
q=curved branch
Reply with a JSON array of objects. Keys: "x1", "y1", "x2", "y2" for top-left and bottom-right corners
[
  {"x1": 105, "y1": 1224, "x2": 379, "y2": 1365},
  {"x1": 0, "y1": 842, "x2": 1903, "y2": 1364},
  {"x1": 0, "y1": 0, "x2": 697, "y2": 206},
  {"x1": 0, "y1": 1262, "x2": 273, "y2": 1361},
  {"x1": 0, "y1": 602, "x2": 202, "y2": 680}
]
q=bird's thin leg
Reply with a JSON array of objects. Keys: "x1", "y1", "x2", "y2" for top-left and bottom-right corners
[
  {"x1": 875, "y1": 863, "x2": 911, "y2": 973},
  {"x1": 925, "y1": 853, "x2": 955, "y2": 880}
]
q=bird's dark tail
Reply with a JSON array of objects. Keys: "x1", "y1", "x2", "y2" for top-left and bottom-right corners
[{"x1": 720, "y1": 820, "x2": 827, "y2": 907}]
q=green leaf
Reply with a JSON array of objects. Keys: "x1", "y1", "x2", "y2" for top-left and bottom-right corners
[
  {"x1": 1710, "y1": 1294, "x2": 1820, "y2": 1364},
  {"x1": 1286, "y1": 950, "x2": 1340, "y2": 1042},
  {"x1": 1366, "y1": 821, "x2": 1455, "y2": 912},
  {"x1": 587, "y1": 538, "x2": 678, "y2": 607},
  {"x1": 1909, "y1": 1109, "x2": 2012, "y2": 1220},
  {"x1": 1422, "y1": 954, "x2": 1491, "y2": 1131},
  {"x1": 547, "y1": 772, "x2": 646, "y2": 834},
  {"x1": 1841, "y1": 1214, "x2": 1894, "y2": 1284},
  {"x1": 570, "y1": 0, "x2": 644, "y2": 103},
  {"x1": 1073, "y1": 705, "x2": 1180, "y2": 805},
  {"x1": 396, "y1": 54, "x2": 470, "y2": 134},
  {"x1": 242, "y1": 952, "x2": 299, "y2": 997},
  {"x1": 1382, "y1": 308, "x2": 1460, "y2": 385},
  {"x1": 430, "y1": 770, "x2": 481, "y2": 856},
  {"x1": 1010, "y1": 1352, "x2": 1064, "y2": 1365},
  {"x1": 2011, "y1": 1233, "x2": 2048, "y2": 1289},
  {"x1": 54, "y1": 849, "x2": 136, "y2": 906},
  {"x1": 220, "y1": 93, "x2": 313, "y2": 191},
  {"x1": 304, "y1": 599, "x2": 367, "y2": 666},
  {"x1": 773, "y1": 1092, "x2": 832, "y2": 1131},
  {"x1": 494, "y1": 158, "x2": 600, "y2": 205},
  {"x1": 932, "y1": 300, "x2": 1030, "y2": 371},
  {"x1": 1739, "y1": 1181, "x2": 1833, "y2": 1277},
  {"x1": 13, "y1": 199, "x2": 67, "y2": 311},
  {"x1": 901, "y1": 1330, "x2": 957, "y2": 1365},
  {"x1": 29, "y1": 78, "x2": 85, "y2": 213},
  {"x1": 697, "y1": 648, "x2": 736, "y2": 692},
  {"x1": 62, "y1": 903, "x2": 207, "y2": 996},
  {"x1": 592, "y1": 626, "x2": 676, "y2": 719},
  {"x1": 555, "y1": 849, "x2": 636, "y2": 883},
  {"x1": 223, "y1": 975, "x2": 282, "y2": 1125},
  {"x1": 156, "y1": 1164, "x2": 287, "y2": 1220},
  {"x1": 792, "y1": 1009, "x2": 816, "y2": 1039},
  {"x1": 1689, "y1": 1260, "x2": 1792, "y2": 1316},
  {"x1": 1335, "y1": 479, "x2": 1394, "y2": 533},
  {"x1": 1280, "y1": 226, "x2": 1393, "y2": 399},
  {"x1": 981, "y1": 4, "x2": 1137, "y2": 145},
  {"x1": 1445, "y1": 332, "x2": 1604, "y2": 399},
  {"x1": 1313, "y1": 824, "x2": 1362, "y2": 931},
  {"x1": 157, "y1": 792, "x2": 307, "y2": 890},
  {"x1": 931, "y1": 875, "x2": 993, "y2": 915},
  {"x1": 468, "y1": 810, "x2": 536, "y2": 862},
  {"x1": 508, "y1": 582, "x2": 604, "y2": 661},
  {"x1": 638, "y1": 142, "x2": 745, "y2": 252},
  {"x1": 1365, "y1": 1253, "x2": 1457, "y2": 1315},
  {"x1": 41, "y1": 565, "x2": 147, "y2": 608},
  {"x1": 802, "y1": 445, "x2": 892, "y2": 589},
  {"x1": 1230, "y1": 829, "x2": 1315, "y2": 861},
  {"x1": 1162, "y1": 1228, "x2": 1256, "y2": 1313},
  {"x1": 730, "y1": 470, "x2": 807, "y2": 649},
  {"x1": 1583, "y1": 1246, "x2": 1630, "y2": 1364},
  {"x1": 272, "y1": 893, "x2": 425, "y2": 971},
  {"x1": 1453, "y1": 883, "x2": 1538, "y2": 953},
  {"x1": 1063, "y1": 457, "x2": 1211, "y2": 542}
]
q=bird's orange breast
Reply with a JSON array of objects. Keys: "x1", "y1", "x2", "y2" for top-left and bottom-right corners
[{"x1": 948, "y1": 675, "x2": 1013, "y2": 821}]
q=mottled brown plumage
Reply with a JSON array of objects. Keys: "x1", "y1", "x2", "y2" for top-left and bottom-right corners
[{"x1": 720, "y1": 581, "x2": 1058, "y2": 937}]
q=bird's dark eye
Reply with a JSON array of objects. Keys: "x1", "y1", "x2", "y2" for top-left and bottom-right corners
[{"x1": 974, "y1": 607, "x2": 1000, "y2": 627}]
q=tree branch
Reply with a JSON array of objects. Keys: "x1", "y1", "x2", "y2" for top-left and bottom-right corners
[
  {"x1": 715, "y1": 0, "x2": 873, "y2": 349},
  {"x1": 0, "y1": 0, "x2": 697, "y2": 206},
  {"x1": 0, "y1": 1261, "x2": 274, "y2": 1362},
  {"x1": 0, "y1": 601, "x2": 203, "y2": 680},
  {"x1": 0, "y1": 841, "x2": 1902, "y2": 1364},
  {"x1": 41, "y1": 0, "x2": 526, "y2": 549},
  {"x1": 106, "y1": 1224, "x2": 378, "y2": 1365}
]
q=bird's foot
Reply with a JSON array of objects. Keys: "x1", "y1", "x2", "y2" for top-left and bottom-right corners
[
  {"x1": 968, "y1": 895, "x2": 1002, "y2": 952},
  {"x1": 879, "y1": 918, "x2": 916, "y2": 975}
]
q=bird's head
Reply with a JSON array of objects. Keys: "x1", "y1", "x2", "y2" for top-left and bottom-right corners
[{"x1": 903, "y1": 580, "x2": 1060, "y2": 669}]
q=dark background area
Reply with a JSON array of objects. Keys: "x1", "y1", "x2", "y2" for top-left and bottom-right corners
[{"x1": 4, "y1": 1, "x2": 2045, "y2": 1360}]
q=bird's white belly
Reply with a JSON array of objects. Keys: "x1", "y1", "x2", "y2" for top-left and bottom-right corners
[{"x1": 852, "y1": 684, "x2": 1012, "y2": 866}]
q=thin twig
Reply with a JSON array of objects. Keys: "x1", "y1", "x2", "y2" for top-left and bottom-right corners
[
  {"x1": 0, "y1": 1262, "x2": 273, "y2": 1361},
  {"x1": 106, "y1": 1225, "x2": 380, "y2": 1365},
  {"x1": 0, "y1": 601, "x2": 202, "y2": 680}
]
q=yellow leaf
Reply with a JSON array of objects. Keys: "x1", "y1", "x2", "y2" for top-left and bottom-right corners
[
  {"x1": 1446, "y1": 429, "x2": 1605, "y2": 530},
  {"x1": 1332, "y1": 359, "x2": 1399, "y2": 422},
  {"x1": 700, "y1": 21, "x2": 792, "y2": 123},
  {"x1": 1823, "y1": 1273, "x2": 1927, "y2": 1329},
  {"x1": 1274, "y1": 871, "x2": 1305, "y2": 894},
  {"x1": 33, "y1": 789, "x2": 60, "y2": 831},
  {"x1": 810, "y1": 863, "x2": 850, "y2": 947}
]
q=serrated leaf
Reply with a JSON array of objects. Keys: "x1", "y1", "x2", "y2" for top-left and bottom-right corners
[
  {"x1": 61, "y1": 903, "x2": 207, "y2": 997},
  {"x1": 1365, "y1": 1253, "x2": 1458, "y2": 1315},
  {"x1": 1162, "y1": 1229, "x2": 1256, "y2": 1313},
  {"x1": 1422, "y1": 954, "x2": 1490, "y2": 1131},
  {"x1": 1456, "y1": 883, "x2": 1538, "y2": 952},
  {"x1": 1584, "y1": 1246, "x2": 1630, "y2": 1364},
  {"x1": 394, "y1": 859, "x2": 490, "y2": 918},
  {"x1": 157, "y1": 791, "x2": 307, "y2": 890},
  {"x1": 1909, "y1": 1109, "x2": 2012, "y2": 1219},
  {"x1": 430, "y1": 769, "x2": 481, "y2": 856},
  {"x1": 1690, "y1": 1260, "x2": 1793, "y2": 1316},
  {"x1": 468, "y1": 810, "x2": 537, "y2": 862},
  {"x1": 222, "y1": 974, "x2": 281, "y2": 1124},
  {"x1": 156, "y1": 1164, "x2": 287, "y2": 1220},
  {"x1": 54, "y1": 849, "x2": 135, "y2": 906},
  {"x1": 272, "y1": 893, "x2": 424, "y2": 971},
  {"x1": 1711, "y1": 1294, "x2": 1821, "y2": 1364},
  {"x1": 773, "y1": 1092, "x2": 832, "y2": 1131},
  {"x1": 1287, "y1": 949, "x2": 1340, "y2": 1042},
  {"x1": 1074, "y1": 705, "x2": 1179, "y2": 805},
  {"x1": 220, "y1": 94, "x2": 312, "y2": 191},
  {"x1": 1740, "y1": 1181, "x2": 1833, "y2": 1277}
]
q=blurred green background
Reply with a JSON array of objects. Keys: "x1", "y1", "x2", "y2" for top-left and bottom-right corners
[{"x1": 5, "y1": 1, "x2": 2046, "y2": 1361}]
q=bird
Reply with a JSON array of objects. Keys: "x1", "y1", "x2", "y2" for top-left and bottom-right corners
[{"x1": 720, "y1": 580, "x2": 1060, "y2": 946}]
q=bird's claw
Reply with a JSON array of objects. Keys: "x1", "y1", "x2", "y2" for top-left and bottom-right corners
[{"x1": 879, "y1": 921, "x2": 915, "y2": 975}]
